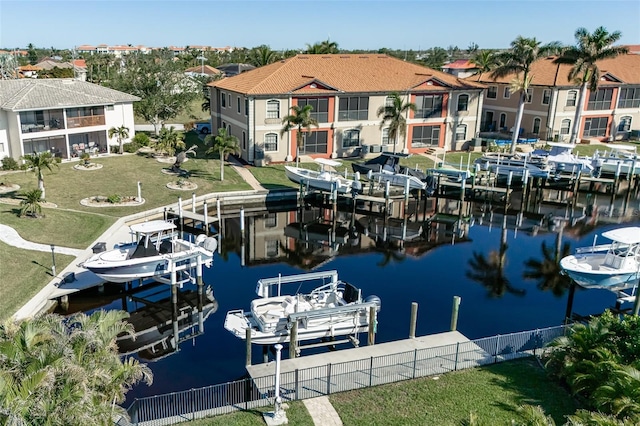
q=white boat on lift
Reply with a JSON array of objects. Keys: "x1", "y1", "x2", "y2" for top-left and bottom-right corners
[
  {"x1": 224, "y1": 270, "x2": 381, "y2": 345},
  {"x1": 537, "y1": 142, "x2": 594, "y2": 174},
  {"x1": 592, "y1": 144, "x2": 640, "y2": 177},
  {"x1": 284, "y1": 158, "x2": 358, "y2": 194},
  {"x1": 560, "y1": 227, "x2": 640, "y2": 289},
  {"x1": 81, "y1": 220, "x2": 217, "y2": 284}
]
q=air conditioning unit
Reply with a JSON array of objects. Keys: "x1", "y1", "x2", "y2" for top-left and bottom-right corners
[{"x1": 369, "y1": 145, "x2": 382, "y2": 153}]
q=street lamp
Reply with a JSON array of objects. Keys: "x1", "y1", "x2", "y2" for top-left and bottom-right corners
[
  {"x1": 196, "y1": 55, "x2": 206, "y2": 75},
  {"x1": 50, "y1": 244, "x2": 56, "y2": 277}
]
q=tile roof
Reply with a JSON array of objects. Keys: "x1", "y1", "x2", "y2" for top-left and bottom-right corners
[
  {"x1": 211, "y1": 54, "x2": 485, "y2": 95},
  {"x1": 442, "y1": 59, "x2": 477, "y2": 70},
  {"x1": 0, "y1": 79, "x2": 139, "y2": 111},
  {"x1": 470, "y1": 54, "x2": 640, "y2": 87},
  {"x1": 184, "y1": 65, "x2": 222, "y2": 75},
  {"x1": 35, "y1": 60, "x2": 74, "y2": 70}
]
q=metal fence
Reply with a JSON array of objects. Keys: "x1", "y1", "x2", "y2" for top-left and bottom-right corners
[{"x1": 121, "y1": 325, "x2": 566, "y2": 426}]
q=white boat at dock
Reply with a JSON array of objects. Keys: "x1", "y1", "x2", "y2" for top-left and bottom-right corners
[
  {"x1": 81, "y1": 220, "x2": 217, "y2": 284},
  {"x1": 592, "y1": 144, "x2": 640, "y2": 177},
  {"x1": 224, "y1": 270, "x2": 381, "y2": 345},
  {"x1": 285, "y1": 158, "x2": 358, "y2": 194},
  {"x1": 352, "y1": 152, "x2": 428, "y2": 190},
  {"x1": 534, "y1": 142, "x2": 594, "y2": 175},
  {"x1": 560, "y1": 227, "x2": 640, "y2": 289}
]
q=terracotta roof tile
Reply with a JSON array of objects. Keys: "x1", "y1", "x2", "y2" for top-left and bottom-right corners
[
  {"x1": 211, "y1": 54, "x2": 485, "y2": 95},
  {"x1": 443, "y1": 59, "x2": 477, "y2": 70},
  {"x1": 470, "y1": 54, "x2": 640, "y2": 87}
]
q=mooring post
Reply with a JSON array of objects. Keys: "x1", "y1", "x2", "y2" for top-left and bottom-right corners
[
  {"x1": 240, "y1": 207, "x2": 245, "y2": 240},
  {"x1": 137, "y1": 181, "x2": 142, "y2": 202},
  {"x1": 565, "y1": 281, "x2": 577, "y2": 323},
  {"x1": 450, "y1": 296, "x2": 461, "y2": 331},
  {"x1": 289, "y1": 320, "x2": 298, "y2": 359},
  {"x1": 203, "y1": 200, "x2": 209, "y2": 233},
  {"x1": 409, "y1": 302, "x2": 418, "y2": 339},
  {"x1": 633, "y1": 281, "x2": 640, "y2": 316},
  {"x1": 191, "y1": 192, "x2": 196, "y2": 213},
  {"x1": 368, "y1": 306, "x2": 376, "y2": 346},
  {"x1": 245, "y1": 328, "x2": 252, "y2": 366}
]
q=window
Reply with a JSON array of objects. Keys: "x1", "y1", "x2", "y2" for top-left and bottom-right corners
[
  {"x1": 455, "y1": 124, "x2": 467, "y2": 141},
  {"x1": 338, "y1": 96, "x2": 369, "y2": 121},
  {"x1": 301, "y1": 130, "x2": 328, "y2": 154},
  {"x1": 265, "y1": 240, "x2": 279, "y2": 257},
  {"x1": 264, "y1": 213, "x2": 277, "y2": 228},
  {"x1": 227, "y1": 94, "x2": 231, "y2": 106},
  {"x1": 385, "y1": 96, "x2": 394, "y2": 107},
  {"x1": 587, "y1": 88, "x2": 613, "y2": 110},
  {"x1": 297, "y1": 98, "x2": 329, "y2": 122},
  {"x1": 411, "y1": 125, "x2": 440, "y2": 147},
  {"x1": 414, "y1": 94, "x2": 443, "y2": 118},
  {"x1": 245, "y1": 98, "x2": 249, "y2": 116},
  {"x1": 499, "y1": 113, "x2": 507, "y2": 130},
  {"x1": 237, "y1": 96, "x2": 241, "y2": 113},
  {"x1": 457, "y1": 94, "x2": 469, "y2": 112},
  {"x1": 525, "y1": 88, "x2": 533, "y2": 103},
  {"x1": 618, "y1": 116, "x2": 632, "y2": 132},
  {"x1": 264, "y1": 133, "x2": 278, "y2": 151},
  {"x1": 533, "y1": 117, "x2": 541, "y2": 134},
  {"x1": 266, "y1": 100, "x2": 280, "y2": 119},
  {"x1": 618, "y1": 88, "x2": 640, "y2": 109},
  {"x1": 487, "y1": 86, "x2": 497, "y2": 99},
  {"x1": 382, "y1": 128, "x2": 390, "y2": 145},
  {"x1": 566, "y1": 90, "x2": 577, "y2": 107},
  {"x1": 227, "y1": 124, "x2": 231, "y2": 134},
  {"x1": 242, "y1": 131, "x2": 246, "y2": 150},
  {"x1": 583, "y1": 117, "x2": 609, "y2": 137},
  {"x1": 542, "y1": 89, "x2": 551, "y2": 105},
  {"x1": 560, "y1": 119, "x2": 571, "y2": 135},
  {"x1": 342, "y1": 129, "x2": 360, "y2": 148},
  {"x1": 221, "y1": 93, "x2": 226, "y2": 108},
  {"x1": 503, "y1": 87, "x2": 510, "y2": 99}
]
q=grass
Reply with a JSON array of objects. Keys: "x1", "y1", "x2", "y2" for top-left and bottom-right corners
[
  {"x1": 134, "y1": 98, "x2": 210, "y2": 126},
  {"x1": 0, "y1": 241, "x2": 75, "y2": 321},
  {"x1": 179, "y1": 358, "x2": 577, "y2": 426}
]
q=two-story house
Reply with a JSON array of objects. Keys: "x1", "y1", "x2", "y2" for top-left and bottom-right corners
[
  {"x1": 209, "y1": 54, "x2": 485, "y2": 164},
  {"x1": 472, "y1": 54, "x2": 640, "y2": 142},
  {"x1": 0, "y1": 79, "x2": 139, "y2": 163}
]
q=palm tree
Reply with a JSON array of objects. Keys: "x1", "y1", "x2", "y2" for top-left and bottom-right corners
[
  {"x1": 21, "y1": 150, "x2": 58, "y2": 200},
  {"x1": 280, "y1": 105, "x2": 319, "y2": 166},
  {"x1": 305, "y1": 39, "x2": 339, "y2": 54},
  {"x1": 491, "y1": 37, "x2": 561, "y2": 154},
  {"x1": 423, "y1": 47, "x2": 449, "y2": 69},
  {"x1": 471, "y1": 50, "x2": 497, "y2": 80},
  {"x1": 377, "y1": 92, "x2": 416, "y2": 154},
  {"x1": 19, "y1": 189, "x2": 43, "y2": 218},
  {"x1": 205, "y1": 128, "x2": 240, "y2": 181},
  {"x1": 154, "y1": 126, "x2": 185, "y2": 157},
  {"x1": 554, "y1": 27, "x2": 628, "y2": 144},
  {"x1": 108, "y1": 125, "x2": 130, "y2": 154},
  {"x1": 248, "y1": 45, "x2": 279, "y2": 67}
]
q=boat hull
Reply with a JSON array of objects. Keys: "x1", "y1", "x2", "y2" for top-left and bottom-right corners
[
  {"x1": 284, "y1": 165, "x2": 354, "y2": 193},
  {"x1": 560, "y1": 254, "x2": 640, "y2": 289},
  {"x1": 369, "y1": 171, "x2": 426, "y2": 190}
]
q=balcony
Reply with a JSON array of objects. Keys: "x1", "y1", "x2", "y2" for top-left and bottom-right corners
[
  {"x1": 20, "y1": 111, "x2": 65, "y2": 134},
  {"x1": 67, "y1": 115, "x2": 105, "y2": 128}
]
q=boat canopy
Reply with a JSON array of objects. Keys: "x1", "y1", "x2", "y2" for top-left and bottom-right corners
[
  {"x1": 314, "y1": 158, "x2": 342, "y2": 167},
  {"x1": 606, "y1": 144, "x2": 636, "y2": 152},
  {"x1": 130, "y1": 220, "x2": 177, "y2": 235},
  {"x1": 601, "y1": 227, "x2": 640, "y2": 245},
  {"x1": 547, "y1": 142, "x2": 576, "y2": 149}
]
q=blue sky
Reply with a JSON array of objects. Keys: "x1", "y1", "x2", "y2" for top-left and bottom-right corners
[{"x1": 1, "y1": 0, "x2": 639, "y2": 51}]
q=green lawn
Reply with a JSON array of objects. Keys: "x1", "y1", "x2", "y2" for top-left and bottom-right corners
[
  {"x1": 134, "y1": 98, "x2": 210, "y2": 126},
  {"x1": 179, "y1": 358, "x2": 578, "y2": 426}
]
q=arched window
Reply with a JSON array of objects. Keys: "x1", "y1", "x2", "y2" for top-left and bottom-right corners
[
  {"x1": 264, "y1": 133, "x2": 278, "y2": 152},
  {"x1": 342, "y1": 129, "x2": 360, "y2": 148},
  {"x1": 455, "y1": 124, "x2": 467, "y2": 141},
  {"x1": 266, "y1": 100, "x2": 280, "y2": 119},
  {"x1": 560, "y1": 119, "x2": 571, "y2": 135},
  {"x1": 533, "y1": 117, "x2": 541, "y2": 134},
  {"x1": 457, "y1": 94, "x2": 469, "y2": 112},
  {"x1": 566, "y1": 90, "x2": 577, "y2": 107},
  {"x1": 618, "y1": 116, "x2": 632, "y2": 132}
]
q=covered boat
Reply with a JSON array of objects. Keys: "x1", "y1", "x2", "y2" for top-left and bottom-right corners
[
  {"x1": 224, "y1": 270, "x2": 380, "y2": 345},
  {"x1": 560, "y1": 227, "x2": 640, "y2": 289},
  {"x1": 352, "y1": 152, "x2": 428, "y2": 190},
  {"x1": 81, "y1": 220, "x2": 217, "y2": 283}
]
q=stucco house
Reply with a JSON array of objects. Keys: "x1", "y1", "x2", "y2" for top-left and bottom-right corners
[
  {"x1": 471, "y1": 54, "x2": 640, "y2": 142},
  {"x1": 0, "y1": 79, "x2": 139, "y2": 163},
  {"x1": 209, "y1": 54, "x2": 485, "y2": 164}
]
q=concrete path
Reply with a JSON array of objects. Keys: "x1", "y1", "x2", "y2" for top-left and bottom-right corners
[
  {"x1": 303, "y1": 396, "x2": 343, "y2": 426},
  {"x1": 0, "y1": 224, "x2": 84, "y2": 256},
  {"x1": 227, "y1": 155, "x2": 266, "y2": 191}
]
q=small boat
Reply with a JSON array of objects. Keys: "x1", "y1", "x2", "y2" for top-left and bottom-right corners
[
  {"x1": 81, "y1": 220, "x2": 217, "y2": 283},
  {"x1": 352, "y1": 152, "x2": 428, "y2": 190},
  {"x1": 536, "y1": 142, "x2": 594, "y2": 175},
  {"x1": 474, "y1": 152, "x2": 548, "y2": 172},
  {"x1": 592, "y1": 144, "x2": 640, "y2": 177},
  {"x1": 117, "y1": 286, "x2": 218, "y2": 361},
  {"x1": 224, "y1": 270, "x2": 381, "y2": 345},
  {"x1": 560, "y1": 227, "x2": 640, "y2": 289},
  {"x1": 285, "y1": 158, "x2": 358, "y2": 194}
]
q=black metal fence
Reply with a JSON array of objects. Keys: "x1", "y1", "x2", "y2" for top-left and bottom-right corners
[{"x1": 120, "y1": 325, "x2": 566, "y2": 426}]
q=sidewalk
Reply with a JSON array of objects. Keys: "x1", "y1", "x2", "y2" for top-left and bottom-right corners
[{"x1": 227, "y1": 155, "x2": 266, "y2": 191}]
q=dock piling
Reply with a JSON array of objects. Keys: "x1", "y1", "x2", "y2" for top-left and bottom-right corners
[
  {"x1": 409, "y1": 302, "x2": 418, "y2": 338},
  {"x1": 289, "y1": 320, "x2": 298, "y2": 358},
  {"x1": 450, "y1": 296, "x2": 461, "y2": 331},
  {"x1": 245, "y1": 328, "x2": 252, "y2": 366},
  {"x1": 368, "y1": 306, "x2": 376, "y2": 346}
]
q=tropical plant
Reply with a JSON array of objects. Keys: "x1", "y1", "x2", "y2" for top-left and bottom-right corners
[
  {"x1": 376, "y1": 92, "x2": 416, "y2": 154},
  {"x1": 19, "y1": 189, "x2": 43, "y2": 218},
  {"x1": 108, "y1": 125, "x2": 130, "y2": 154},
  {"x1": 21, "y1": 150, "x2": 58, "y2": 199},
  {"x1": 248, "y1": 45, "x2": 279, "y2": 67},
  {"x1": 554, "y1": 27, "x2": 628, "y2": 144},
  {"x1": 491, "y1": 37, "x2": 561, "y2": 154},
  {"x1": 154, "y1": 126, "x2": 185, "y2": 157},
  {"x1": 471, "y1": 50, "x2": 497, "y2": 80},
  {"x1": 1, "y1": 156, "x2": 19, "y2": 171},
  {"x1": 205, "y1": 128, "x2": 240, "y2": 181},
  {"x1": 423, "y1": 47, "x2": 449, "y2": 69},
  {"x1": 280, "y1": 105, "x2": 319, "y2": 166},
  {"x1": 0, "y1": 311, "x2": 152, "y2": 425},
  {"x1": 305, "y1": 39, "x2": 339, "y2": 54}
]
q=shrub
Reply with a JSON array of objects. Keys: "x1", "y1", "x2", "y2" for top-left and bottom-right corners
[
  {"x1": 1, "y1": 156, "x2": 19, "y2": 170},
  {"x1": 80, "y1": 152, "x2": 91, "y2": 164},
  {"x1": 132, "y1": 133, "x2": 150, "y2": 147},
  {"x1": 107, "y1": 194, "x2": 122, "y2": 203}
]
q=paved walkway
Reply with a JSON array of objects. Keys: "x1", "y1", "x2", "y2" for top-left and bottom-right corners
[
  {"x1": 0, "y1": 224, "x2": 84, "y2": 256},
  {"x1": 227, "y1": 155, "x2": 266, "y2": 191},
  {"x1": 303, "y1": 396, "x2": 343, "y2": 426}
]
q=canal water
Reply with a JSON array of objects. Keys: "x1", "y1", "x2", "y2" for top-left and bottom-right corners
[{"x1": 58, "y1": 200, "x2": 640, "y2": 402}]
